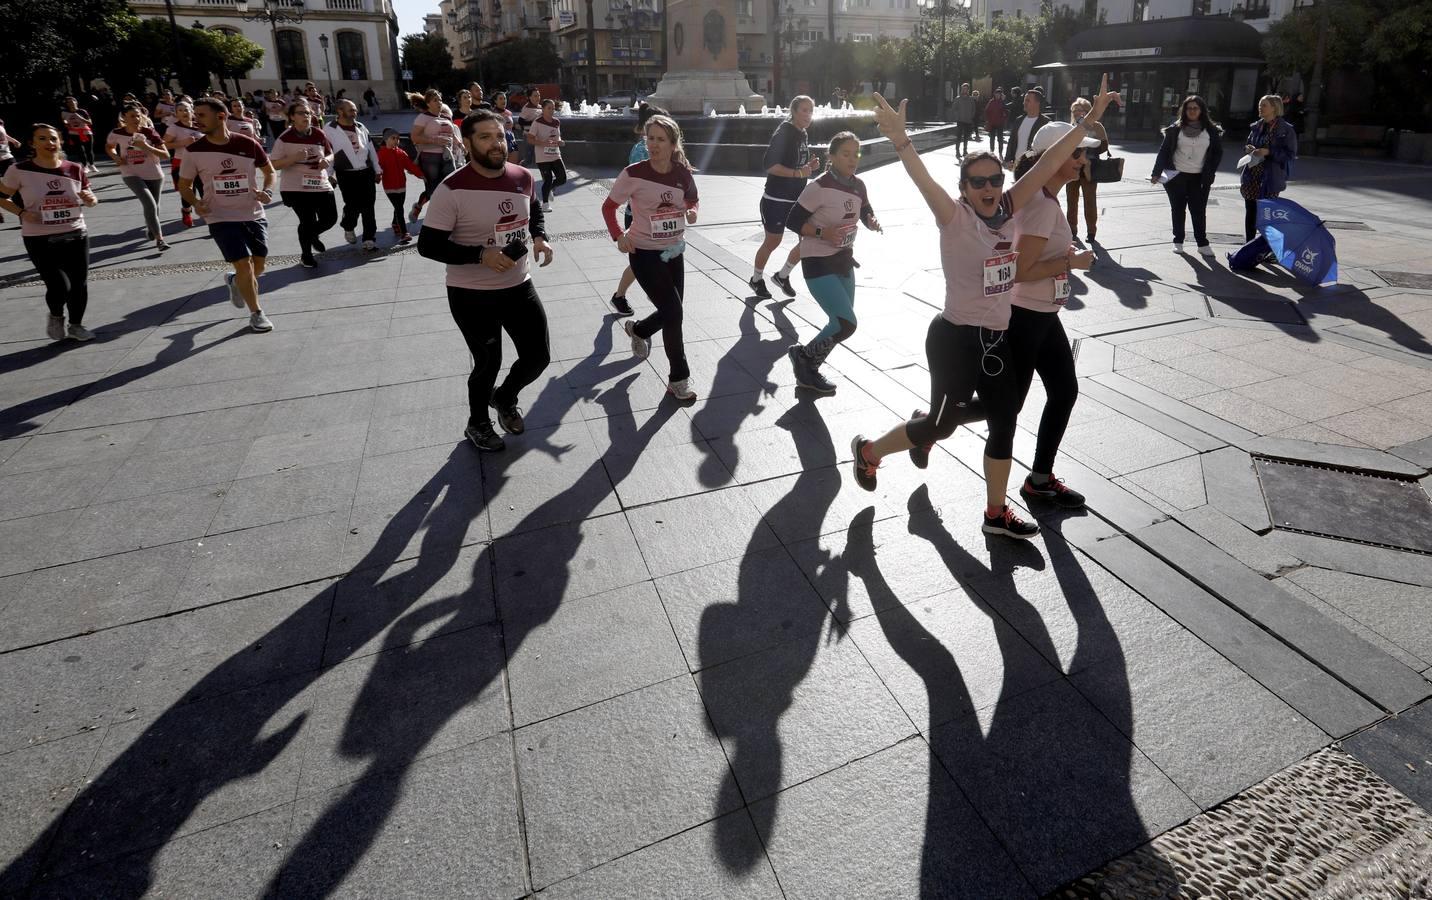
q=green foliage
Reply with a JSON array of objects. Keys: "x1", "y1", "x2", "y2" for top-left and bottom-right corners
[
  {"x1": 205, "y1": 29, "x2": 265, "y2": 82},
  {"x1": 480, "y1": 37, "x2": 562, "y2": 88},
  {"x1": 1263, "y1": 1, "x2": 1373, "y2": 76},
  {"x1": 401, "y1": 32, "x2": 462, "y2": 94},
  {"x1": 0, "y1": 0, "x2": 138, "y2": 100}
]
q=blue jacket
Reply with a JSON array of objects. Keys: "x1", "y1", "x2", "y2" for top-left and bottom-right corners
[
  {"x1": 1243, "y1": 117, "x2": 1298, "y2": 196},
  {"x1": 1151, "y1": 122, "x2": 1224, "y2": 187}
]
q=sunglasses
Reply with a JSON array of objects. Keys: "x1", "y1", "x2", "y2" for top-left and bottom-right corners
[{"x1": 965, "y1": 173, "x2": 1006, "y2": 189}]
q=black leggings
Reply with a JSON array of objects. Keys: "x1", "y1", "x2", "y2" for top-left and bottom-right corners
[
  {"x1": 386, "y1": 190, "x2": 407, "y2": 231},
  {"x1": 67, "y1": 136, "x2": 94, "y2": 167},
  {"x1": 1008, "y1": 306, "x2": 1077, "y2": 474},
  {"x1": 448, "y1": 281, "x2": 551, "y2": 426},
  {"x1": 1244, "y1": 193, "x2": 1279, "y2": 242},
  {"x1": 538, "y1": 160, "x2": 567, "y2": 203},
  {"x1": 904, "y1": 316, "x2": 1018, "y2": 459},
  {"x1": 629, "y1": 249, "x2": 688, "y2": 382},
  {"x1": 281, "y1": 190, "x2": 338, "y2": 257},
  {"x1": 417, "y1": 152, "x2": 453, "y2": 206},
  {"x1": 24, "y1": 232, "x2": 90, "y2": 324},
  {"x1": 172, "y1": 162, "x2": 203, "y2": 213},
  {"x1": 1164, "y1": 172, "x2": 1210, "y2": 246}
]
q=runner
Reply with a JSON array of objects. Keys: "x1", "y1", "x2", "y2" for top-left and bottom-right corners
[
  {"x1": 270, "y1": 101, "x2": 337, "y2": 268},
  {"x1": 0, "y1": 124, "x2": 99, "y2": 341},
  {"x1": 1008, "y1": 121, "x2": 1102, "y2": 510},
  {"x1": 152, "y1": 90, "x2": 177, "y2": 137},
  {"x1": 527, "y1": 99, "x2": 566, "y2": 213},
  {"x1": 0, "y1": 118, "x2": 19, "y2": 223},
  {"x1": 406, "y1": 89, "x2": 462, "y2": 221},
  {"x1": 105, "y1": 104, "x2": 172, "y2": 252},
  {"x1": 608, "y1": 102, "x2": 668, "y2": 316},
  {"x1": 492, "y1": 93, "x2": 519, "y2": 164},
  {"x1": 163, "y1": 102, "x2": 205, "y2": 227},
  {"x1": 601, "y1": 113, "x2": 700, "y2": 402},
  {"x1": 177, "y1": 97, "x2": 277, "y2": 333},
  {"x1": 452, "y1": 89, "x2": 475, "y2": 128},
  {"x1": 323, "y1": 99, "x2": 382, "y2": 251},
  {"x1": 784, "y1": 131, "x2": 882, "y2": 394},
  {"x1": 416, "y1": 110, "x2": 555, "y2": 453},
  {"x1": 377, "y1": 128, "x2": 422, "y2": 244},
  {"x1": 750, "y1": 96, "x2": 818, "y2": 300},
  {"x1": 848, "y1": 76, "x2": 1119, "y2": 541},
  {"x1": 60, "y1": 97, "x2": 98, "y2": 175},
  {"x1": 516, "y1": 89, "x2": 542, "y2": 165},
  {"x1": 226, "y1": 98, "x2": 260, "y2": 141}
]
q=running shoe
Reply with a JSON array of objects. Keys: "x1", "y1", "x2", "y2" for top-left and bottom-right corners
[
  {"x1": 982, "y1": 505, "x2": 1040, "y2": 539},
  {"x1": 344, "y1": 229, "x2": 357, "y2": 244},
  {"x1": 490, "y1": 395, "x2": 526, "y2": 434},
  {"x1": 156, "y1": 239, "x2": 171, "y2": 252},
  {"x1": 788, "y1": 345, "x2": 836, "y2": 394},
  {"x1": 409, "y1": 203, "x2": 420, "y2": 222},
  {"x1": 667, "y1": 379, "x2": 697, "y2": 402},
  {"x1": 611, "y1": 294, "x2": 633, "y2": 317},
  {"x1": 66, "y1": 323, "x2": 93, "y2": 341},
  {"x1": 311, "y1": 238, "x2": 326, "y2": 253},
  {"x1": 1171, "y1": 241, "x2": 1184, "y2": 253},
  {"x1": 908, "y1": 408, "x2": 934, "y2": 469},
  {"x1": 392, "y1": 224, "x2": 402, "y2": 237},
  {"x1": 542, "y1": 201, "x2": 552, "y2": 213},
  {"x1": 249, "y1": 311, "x2": 274, "y2": 333},
  {"x1": 748, "y1": 276, "x2": 772, "y2": 300},
  {"x1": 399, "y1": 233, "x2": 413, "y2": 245},
  {"x1": 465, "y1": 420, "x2": 505, "y2": 452},
  {"x1": 300, "y1": 254, "x2": 318, "y2": 269},
  {"x1": 623, "y1": 319, "x2": 650, "y2": 359},
  {"x1": 182, "y1": 211, "x2": 193, "y2": 228},
  {"x1": 225, "y1": 272, "x2": 244, "y2": 308},
  {"x1": 850, "y1": 434, "x2": 879, "y2": 492},
  {"x1": 1020, "y1": 474, "x2": 1086, "y2": 509},
  {"x1": 362, "y1": 239, "x2": 377, "y2": 252},
  {"x1": 771, "y1": 271, "x2": 797, "y2": 298},
  {"x1": 46, "y1": 314, "x2": 65, "y2": 342},
  {"x1": 1197, "y1": 244, "x2": 1215, "y2": 258}
]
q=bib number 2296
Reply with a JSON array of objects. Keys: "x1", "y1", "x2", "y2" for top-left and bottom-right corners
[{"x1": 983, "y1": 252, "x2": 1017, "y2": 296}]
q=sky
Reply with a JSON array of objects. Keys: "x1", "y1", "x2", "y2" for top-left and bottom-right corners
[{"x1": 392, "y1": 0, "x2": 435, "y2": 41}]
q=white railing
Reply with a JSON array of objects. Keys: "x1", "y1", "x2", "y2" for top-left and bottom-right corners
[{"x1": 325, "y1": 0, "x2": 367, "y2": 10}]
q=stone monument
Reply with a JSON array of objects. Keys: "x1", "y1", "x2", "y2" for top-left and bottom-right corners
[{"x1": 646, "y1": 0, "x2": 766, "y2": 114}]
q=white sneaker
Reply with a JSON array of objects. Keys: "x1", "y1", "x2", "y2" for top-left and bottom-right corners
[
  {"x1": 249, "y1": 310, "x2": 274, "y2": 333},
  {"x1": 542, "y1": 201, "x2": 552, "y2": 213},
  {"x1": 623, "y1": 319, "x2": 649, "y2": 359},
  {"x1": 1172, "y1": 242, "x2": 1185, "y2": 252},
  {"x1": 667, "y1": 379, "x2": 697, "y2": 402},
  {"x1": 1197, "y1": 244, "x2": 1215, "y2": 257},
  {"x1": 362, "y1": 239, "x2": 377, "y2": 252},
  {"x1": 66, "y1": 323, "x2": 93, "y2": 341},
  {"x1": 344, "y1": 229, "x2": 357, "y2": 244},
  {"x1": 225, "y1": 272, "x2": 244, "y2": 308},
  {"x1": 46, "y1": 314, "x2": 65, "y2": 341}
]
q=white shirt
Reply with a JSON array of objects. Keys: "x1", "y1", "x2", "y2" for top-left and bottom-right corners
[
  {"x1": 1016, "y1": 117, "x2": 1039, "y2": 155},
  {"x1": 1173, "y1": 128, "x2": 1211, "y2": 174}
]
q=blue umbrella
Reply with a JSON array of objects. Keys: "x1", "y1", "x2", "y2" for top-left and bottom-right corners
[{"x1": 1257, "y1": 197, "x2": 1339, "y2": 287}]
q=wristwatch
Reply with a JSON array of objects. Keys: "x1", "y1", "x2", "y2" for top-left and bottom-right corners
[{"x1": 814, "y1": 226, "x2": 824, "y2": 239}]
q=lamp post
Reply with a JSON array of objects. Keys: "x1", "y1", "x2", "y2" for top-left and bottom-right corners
[
  {"x1": 319, "y1": 33, "x2": 335, "y2": 100},
  {"x1": 236, "y1": 0, "x2": 307, "y2": 93},
  {"x1": 447, "y1": 3, "x2": 492, "y2": 87},
  {"x1": 773, "y1": 5, "x2": 804, "y2": 104},
  {"x1": 605, "y1": 1, "x2": 655, "y2": 105}
]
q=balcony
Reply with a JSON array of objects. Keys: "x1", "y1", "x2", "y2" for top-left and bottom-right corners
[{"x1": 325, "y1": 0, "x2": 367, "y2": 10}]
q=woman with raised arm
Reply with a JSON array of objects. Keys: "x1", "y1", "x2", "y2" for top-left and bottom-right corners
[{"x1": 849, "y1": 75, "x2": 1119, "y2": 540}]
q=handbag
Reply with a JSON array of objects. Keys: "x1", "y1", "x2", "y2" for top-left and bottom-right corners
[{"x1": 1089, "y1": 155, "x2": 1124, "y2": 183}]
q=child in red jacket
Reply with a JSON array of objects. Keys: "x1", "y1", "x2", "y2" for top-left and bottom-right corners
[{"x1": 377, "y1": 128, "x2": 424, "y2": 244}]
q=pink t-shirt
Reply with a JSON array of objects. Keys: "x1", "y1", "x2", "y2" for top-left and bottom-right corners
[
  {"x1": 529, "y1": 117, "x2": 562, "y2": 162},
  {"x1": 177, "y1": 134, "x2": 270, "y2": 223},
  {"x1": 422, "y1": 162, "x2": 537, "y2": 291},
  {"x1": 108, "y1": 127, "x2": 166, "y2": 180},
  {"x1": 413, "y1": 111, "x2": 456, "y2": 156},
  {"x1": 606, "y1": 160, "x2": 698, "y2": 252},
  {"x1": 1011, "y1": 189, "x2": 1074, "y2": 313},
  {"x1": 229, "y1": 117, "x2": 259, "y2": 140},
  {"x1": 270, "y1": 128, "x2": 334, "y2": 193},
  {"x1": 793, "y1": 172, "x2": 871, "y2": 259},
  {"x1": 2, "y1": 160, "x2": 88, "y2": 237},
  {"x1": 937, "y1": 195, "x2": 1018, "y2": 331},
  {"x1": 165, "y1": 123, "x2": 205, "y2": 163}
]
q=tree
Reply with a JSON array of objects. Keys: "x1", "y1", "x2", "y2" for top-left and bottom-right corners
[
  {"x1": 0, "y1": 0, "x2": 137, "y2": 104},
  {"x1": 204, "y1": 29, "x2": 266, "y2": 96},
  {"x1": 1263, "y1": 0, "x2": 1372, "y2": 77},
  {"x1": 481, "y1": 37, "x2": 562, "y2": 89},
  {"x1": 401, "y1": 32, "x2": 462, "y2": 94}
]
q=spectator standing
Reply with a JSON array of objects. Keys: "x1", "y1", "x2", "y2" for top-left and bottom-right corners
[
  {"x1": 1150, "y1": 95, "x2": 1223, "y2": 255},
  {"x1": 984, "y1": 88, "x2": 1009, "y2": 155},
  {"x1": 1004, "y1": 89, "x2": 1051, "y2": 168},
  {"x1": 1239, "y1": 94, "x2": 1297, "y2": 242},
  {"x1": 1064, "y1": 96, "x2": 1109, "y2": 242},
  {"x1": 952, "y1": 83, "x2": 978, "y2": 155}
]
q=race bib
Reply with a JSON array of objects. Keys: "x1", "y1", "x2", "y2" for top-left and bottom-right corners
[
  {"x1": 1053, "y1": 272, "x2": 1070, "y2": 305},
  {"x1": 301, "y1": 172, "x2": 327, "y2": 189},
  {"x1": 40, "y1": 197, "x2": 79, "y2": 226},
  {"x1": 539, "y1": 144, "x2": 560, "y2": 158},
  {"x1": 649, "y1": 208, "x2": 685, "y2": 240},
  {"x1": 214, "y1": 173, "x2": 250, "y2": 196},
  {"x1": 983, "y1": 252, "x2": 1017, "y2": 296},
  {"x1": 494, "y1": 217, "x2": 528, "y2": 246},
  {"x1": 835, "y1": 224, "x2": 858, "y2": 249}
]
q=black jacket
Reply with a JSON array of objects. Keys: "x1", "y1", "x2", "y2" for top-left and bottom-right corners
[
  {"x1": 1003, "y1": 114, "x2": 1052, "y2": 163},
  {"x1": 1151, "y1": 122, "x2": 1224, "y2": 187}
]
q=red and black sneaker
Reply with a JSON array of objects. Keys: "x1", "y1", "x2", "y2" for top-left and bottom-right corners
[
  {"x1": 982, "y1": 505, "x2": 1040, "y2": 540},
  {"x1": 850, "y1": 435, "x2": 880, "y2": 492},
  {"x1": 1020, "y1": 473, "x2": 1086, "y2": 509},
  {"x1": 908, "y1": 409, "x2": 934, "y2": 469}
]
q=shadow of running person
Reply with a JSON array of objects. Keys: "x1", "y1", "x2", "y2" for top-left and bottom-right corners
[
  {"x1": 265, "y1": 375, "x2": 681, "y2": 897},
  {"x1": 695, "y1": 392, "x2": 854, "y2": 873},
  {"x1": 689, "y1": 296, "x2": 800, "y2": 488},
  {"x1": 0, "y1": 328, "x2": 629, "y2": 897},
  {"x1": 829, "y1": 487, "x2": 1183, "y2": 896}
]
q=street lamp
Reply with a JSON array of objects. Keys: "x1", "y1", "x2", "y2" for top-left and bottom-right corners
[
  {"x1": 915, "y1": 0, "x2": 971, "y2": 121},
  {"x1": 319, "y1": 33, "x2": 335, "y2": 100},
  {"x1": 447, "y1": 5, "x2": 493, "y2": 87},
  {"x1": 236, "y1": 0, "x2": 307, "y2": 93},
  {"x1": 773, "y1": 4, "x2": 806, "y2": 104},
  {"x1": 605, "y1": 1, "x2": 656, "y2": 106}
]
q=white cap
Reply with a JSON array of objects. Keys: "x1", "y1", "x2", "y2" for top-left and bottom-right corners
[{"x1": 1028, "y1": 121, "x2": 1102, "y2": 155}]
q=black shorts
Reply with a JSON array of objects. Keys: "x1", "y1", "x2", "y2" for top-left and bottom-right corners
[
  {"x1": 760, "y1": 197, "x2": 796, "y2": 235},
  {"x1": 208, "y1": 220, "x2": 269, "y2": 263}
]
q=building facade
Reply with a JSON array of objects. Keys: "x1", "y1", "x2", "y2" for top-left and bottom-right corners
[
  {"x1": 975, "y1": 0, "x2": 1296, "y2": 32},
  {"x1": 130, "y1": 0, "x2": 405, "y2": 106}
]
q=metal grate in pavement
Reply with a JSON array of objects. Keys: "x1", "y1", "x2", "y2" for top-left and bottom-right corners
[
  {"x1": 1325, "y1": 220, "x2": 1373, "y2": 231},
  {"x1": 1256, "y1": 456, "x2": 1432, "y2": 554},
  {"x1": 1374, "y1": 271, "x2": 1432, "y2": 291},
  {"x1": 1052, "y1": 748, "x2": 1432, "y2": 899}
]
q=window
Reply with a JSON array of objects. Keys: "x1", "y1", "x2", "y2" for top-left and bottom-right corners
[
  {"x1": 738, "y1": 0, "x2": 754, "y2": 17},
  {"x1": 336, "y1": 31, "x2": 366, "y2": 80},
  {"x1": 275, "y1": 29, "x2": 308, "y2": 80},
  {"x1": 851, "y1": 33, "x2": 874, "y2": 42},
  {"x1": 1192, "y1": 0, "x2": 1207, "y2": 13},
  {"x1": 1132, "y1": 0, "x2": 1149, "y2": 19}
]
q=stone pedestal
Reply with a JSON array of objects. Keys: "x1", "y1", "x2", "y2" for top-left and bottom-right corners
[{"x1": 647, "y1": 0, "x2": 765, "y2": 115}]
